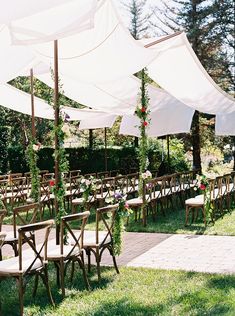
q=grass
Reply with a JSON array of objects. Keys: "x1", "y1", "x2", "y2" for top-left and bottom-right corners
[
  {"x1": 1, "y1": 265, "x2": 235, "y2": 315},
  {"x1": 3, "y1": 201, "x2": 235, "y2": 236}
]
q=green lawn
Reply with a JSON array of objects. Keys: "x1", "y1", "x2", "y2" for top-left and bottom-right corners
[
  {"x1": 4, "y1": 204, "x2": 235, "y2": 236},
  {"x1": 1, "y1": 266, "x2": 235, "y2": 315}
]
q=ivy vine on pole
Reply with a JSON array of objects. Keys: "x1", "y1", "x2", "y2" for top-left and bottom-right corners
[
  {"x1": 135, "y1": 68, "x2": 151, "y2": 195},
  {"x1": 51, "y1": 69, "x2": 69, "y2": 227}
]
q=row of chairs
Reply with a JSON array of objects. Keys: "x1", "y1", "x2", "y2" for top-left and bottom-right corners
[
  {"x1": 0, "y1": 203, "x2": 119, "y2": 315},
  {"x1": 185, "y1": 172, "x2": 235, "y2": 225}
]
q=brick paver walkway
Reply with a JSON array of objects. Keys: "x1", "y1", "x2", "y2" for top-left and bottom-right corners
[{"x1": 2, "y1": 225, "x2": 235, "y2": 274}]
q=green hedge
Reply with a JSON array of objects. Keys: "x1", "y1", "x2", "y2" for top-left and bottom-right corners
[{"x1": 3, "y1": 145, "x2": 189, "y2": 175}]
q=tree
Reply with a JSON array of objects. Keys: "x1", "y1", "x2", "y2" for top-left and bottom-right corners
[
  {"x1": 123, "y1": 0, "x2": 152, "y2": 147},
  {"x1": 151, "y1": 0, "x2": 234, "y2": 170}
]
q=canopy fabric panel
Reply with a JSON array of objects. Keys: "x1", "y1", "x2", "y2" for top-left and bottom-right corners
[
  {"x1": 215, "y1": 113, "x2": 235, "y2": 136},
  {"x1": 78, "y1": 113, "x2": 117, "y2": 129},
  {"x1": 9, "y1": 0, "x2": 98, "y2": 44},
  {"x1": 0, "y1": 0, "x2": 70, "y2": 24},
  {"x1": 145, "y1": 32, "x2": 235, "y2": 115},
  {"x1": 28, "y1": 0, "x2": 156, "y2": 83},
  {"x1": 0, "y1": 27, "x2": 36, "y2": 83},
  {"x1": 0, "y1": 83, "x2": 54, "y2": 119},
  {"x1": 119, "y1": 102, "x2": 194, "y2": 138}
]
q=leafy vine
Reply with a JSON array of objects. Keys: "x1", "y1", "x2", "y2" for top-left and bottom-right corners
[
  {"x1": 26, "y1": 136, "x2": 40, "y2": 202},
  {"x1": 135, "y1": 68, "x2": 151, "y2": 198}
]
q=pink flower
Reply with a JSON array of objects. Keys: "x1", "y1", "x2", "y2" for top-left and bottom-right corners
[
  {"x1": 200, "y1": 184, "x2": 206, "y2": 190},
  {"x1": 125, "y1": 202, "x2": 129, "y2": 209},
  {"x1": 143, "y1": 121, "x2": 148, "y2": 127},
  {"x1": 141, "y1": 107, "x2": 146, "y2": 113}
]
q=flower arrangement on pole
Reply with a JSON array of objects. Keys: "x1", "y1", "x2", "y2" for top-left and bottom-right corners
[
  {"x1": 80, "y1": 176, "x2": 97, "y2": 203},
  {"x1": 105, "y1": 192, "x2": 132, "y2": 255},
  {"x1": 195, "y1": 174, "x2": 212, "y2": 218}
]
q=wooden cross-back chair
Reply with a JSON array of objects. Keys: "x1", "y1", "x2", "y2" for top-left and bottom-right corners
[
  {"x1": 0, "y1": 209, "x2": 7, "y2": 260},
  {"x1": 69, "y1": 169, "x2": 81, "y2": 178},
  {"x1": 40, "y1": 180, "x2": 54, "y2": 217},
  {"x1": 126, "y1": 172, "x2": 139, "y2": 198},
  {"x1": 97, "y1": 171, "x2": 110, "y2": 179},
  {"x1": 47, "y1": 211, "x2": 90, "y2": 297},
  {"x1": 0, "y1": 232, "x2": 6, "y2": 251},
  {"x1": 2, "y1": 203, "x2": 39, "y2": 257},
  {"x1": 5, "y1": 177, "x2": 27, "y2": 209},
  {"x1": 96, "y1": 177, "x2": 115, "y2": 207},
  {"x1": 84, "y1": 205, "x2": 119, "y2": 282},
  {"x1": 0, "y1": 219, "x2": 54, "y2": 316},
  {"x1": 114, "y1": 175, "x2": 127, "y2": 196},
  {"x1": 0, "y1": 180, "x2": 8, "y2": 208}
]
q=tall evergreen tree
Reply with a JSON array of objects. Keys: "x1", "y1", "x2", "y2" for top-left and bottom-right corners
[{"x1": 151, "y1": 0, "x2": 234, "y2": 170}]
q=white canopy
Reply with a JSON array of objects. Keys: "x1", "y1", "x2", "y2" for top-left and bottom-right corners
[
  {"x1": 119, "y1": 98, "x2": 194, "y2": 138},
  {"x1": 0, "y1": 83, "x2": 54, "y2": 118},
  {"x1": 145, "y1": 33, "x2": 235, "y2": 115},
  {"x1": 215, "y1": 113, "x2": 235, "y2": 136},
  {"x1": 22, "y1": 0, "x2": 156, "y2": 84},
  {"x1": 9, "y1": 0, "x2": 98, "y2": 44}
]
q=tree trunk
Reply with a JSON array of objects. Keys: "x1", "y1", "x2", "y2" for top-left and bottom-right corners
[
  {"x1": 191, "y1": 110, "x2": 201, "y2": 172},
  {"x1": 89, "y1": 129, "x2": 93, "y2": 149}
]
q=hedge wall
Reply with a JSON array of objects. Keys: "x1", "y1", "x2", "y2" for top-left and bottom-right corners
[{"x1": 2, "y1": 145, "x2": 189, "y2": 175}]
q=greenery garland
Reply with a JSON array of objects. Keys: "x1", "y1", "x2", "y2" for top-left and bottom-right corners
[
  {"x1": 106, "y1": 193, "x2": 132, "y2": 256},
  {"x1": 135, "y1": 68, "x2": 151, "y2": 197},
  {"x1": 50, "y1": 71, "x2": 69, "y2": 226},
  {"x1": 26, "y1": 136, "x2": 40, "y2": 202}
]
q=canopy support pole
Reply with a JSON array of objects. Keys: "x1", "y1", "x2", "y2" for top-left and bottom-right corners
[
  {"x1": 30, "y1": 68, "x2": 36, "y2": 138},
  {"x1": 54, "y1": 40, "x2": 60, "y2": 245},
  {"x1": 167, "y1": 135, "x2": 170, "y2": 173},
  {"x1": 104, "y1": 127, "x2": 108, "y2": 171}
]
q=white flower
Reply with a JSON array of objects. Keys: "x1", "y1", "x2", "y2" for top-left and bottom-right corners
[
  {"x1": 32, "y1": 143, "x2": 40, "y2": 151},
  {"x1": 85, "y1": 179, "x2": 91, "y2": 186},
  {"x1": 142, "y1": 170, "x2": 152, "y2": 179},
  {"x1": 81, "y1": 178, "x2": 86, "y2": 184}
]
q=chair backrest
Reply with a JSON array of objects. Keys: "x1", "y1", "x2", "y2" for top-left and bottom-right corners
[
  {"x1": 97, "y1": 171, "x2": 110, "y2": 179},
  {"x1": 18, "y1": 219, "x2": 54, "y2": 274},
  {"x1": 0, "y1": 209, "x2": 7, "y2": 232},
  {"x1": 114, "y1": 175, "x2": 127, "y2": 195},
  {"x1": 100, "y1": 177, "x2": 115, "y2": 199},
  {"x1": 60, "y1": 211, "x2": 90, "y2": 257},
  {"x1": 0, "y1": 232, "x2": 6, "y2": 250},
  {"x1": 126, "y1": 172, "x2": 139, "y2": 195},
  {"x1": 43, "y1": 173, "x2": 55, "y2": 181},
  {"x1": 144, "y1": 177, "x2": 162, "y2": 202},
  {"x1": 9, "y1": 177, "x2": 26, "y2": 198},
  {"x1": 96, "y1": 205, "x2": 118, "y2": 245},
  {"x1": 69, "y1": 170, "x2": 81, "y2": 178},
  {"x1": 0, "y1": 180, "x2": 7, "y2": 199},
  {"x1": 13, "y1": 203, "x2": 39, "y2": 238},
  {"x1": 69, "y1": 175, "x2": 81, "y2": 196}
]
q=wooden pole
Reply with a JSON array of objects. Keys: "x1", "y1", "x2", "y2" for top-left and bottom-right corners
[
  {"x1": 30, "y1": 68, "x2": 36, "y2": 139},
  {"x1": 104, "y1": 127, "x2": 108, "y2": 171},
  {"x1": 167, "y1": 135, "x2": 170, "y2": 173},
  {"x1": 54, "y1": 40, "x2": 60, "y2": 245}
]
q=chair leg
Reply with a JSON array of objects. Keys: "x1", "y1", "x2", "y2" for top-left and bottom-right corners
[
  {"x1": 78, "y1": 252, "x2": 90, "y2": 290},
  {"x1": 41, "y1": 265, "x2": 55, "y2": 306},
  {"x1": 95, "y1": 248, "x2": 101, "y2": 282},
  {"x1": 17, "y1": 275, "x2": 24, "y2": 316},
  {"x1": 60, "y1": 259, "x2": 65, "y2": 298},
  {"x1": 0, "y1": 249, "x2": 2, "y2": 261},
  {"x1": 86, "y1": 249, "x2": 91, "y2": 273},
  {"x1": 110, "y1": 249, "x2": 119, "y2": 275},
  {"x1": 33, "y1": 274, "x2": 39, "y2": 298}
]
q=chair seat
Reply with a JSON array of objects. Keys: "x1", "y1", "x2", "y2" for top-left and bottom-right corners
[
  {"x1": 83, "y1": 230, "x2": 111, "y2": 247},
  {"x1": 69, "y1": 230, "x2": 111, "y2": 247},
  {"x1": 72, "y1": 196, "x2": 95, "y2": 205},
  {"x1": 0, "y1": 254, "x2": 42, "y2": 275},
  {"x1": 185, "y1": 197, "x2": 204, "y2": 206},
  {"x1": 4, "y1": 231, "x2": 31, "y2": 243},
  {"x1": 47, "y1": 242, "x2": 80, "y2": 260}
]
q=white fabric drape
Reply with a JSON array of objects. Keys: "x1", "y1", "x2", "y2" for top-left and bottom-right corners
[
  {"x1": 119, "y1": 101, "x2": 194, "y2": 138},
  {"x1": 0, "y1": 27, "x2": 36, "y2": 83},
  {"x1": 0, "y1": 83, "x2": 54, "y2": 118},
  {"x1": 145, "y1": 33, "x2": 235, "y2": 114},
  {"x1": 9, "y1": 0, "x2": 98, "y2": 45},
  {"x1": 26, "y1": 0, "x2": 156, "y2": 83},
  {"x1": 215, "y1": 113, "x2": 235, "y2": 136}
]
